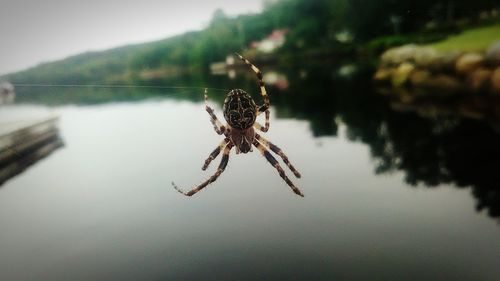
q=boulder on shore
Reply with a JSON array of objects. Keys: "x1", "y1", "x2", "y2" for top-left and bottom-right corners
[
  {"x1": 380, "y1": 44, "x2": 419, "y2": 67},
  {"x1": 409, "y1": 70, "x2": 431, "y2": 87},
  {"x1": 469, "y1": 68, "x2": 492, "y2": 93},
  {"x1": 456, "y1": 53, "x2": 485, "y2": 75},
  {"x1": 375, "y1": 41, "x2": 500, "y2": 97},
  {"x1": 392, "y1": 62, "x2": 415, "y2": 87},
  {"x1": 486, "y1": 41, "x2": 500, "y2": 65},
  {"x1": 373, "y1": 68, "x2": 392, "y2": 83},
  {"x1": 427, "y1": 74, "x2": 462, "y2": 92},
  {"x1": 491, "y1": 67, "x2": 500, "y2": 95}
]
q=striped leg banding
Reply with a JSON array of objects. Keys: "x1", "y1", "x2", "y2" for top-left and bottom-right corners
[{"x1": 253, "y1": 139, "x2": 304, "y2": 197}]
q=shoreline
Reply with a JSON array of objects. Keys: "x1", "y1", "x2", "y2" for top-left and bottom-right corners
[{"x1": 373, "y1": 42, "x2": 500, "y2": 96}]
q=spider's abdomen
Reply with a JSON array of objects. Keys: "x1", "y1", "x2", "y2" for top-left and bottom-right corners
[{"x1": 223, "y1": 89, "x2": 257, "y2": 130}]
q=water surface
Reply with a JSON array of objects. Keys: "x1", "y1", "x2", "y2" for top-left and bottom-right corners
[{"x1": 1, "y1": 63, "x2": 499, "y2": 280}]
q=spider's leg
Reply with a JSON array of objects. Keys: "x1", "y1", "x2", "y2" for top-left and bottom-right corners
[
  {"x1": 172, "y1": 143, "x2": 233, "y2": 197},
  {"x1": 255, "y1": 133, "x2": 301, "y2": 178},
  {"x1": 235, "y1": 53, "x2": 270, "y2": 114},
  {"x1": 202, "y1": 137, "x2": 230, "y2": 170},
  {"x1": 253, "y1": 139, "x2": 304, "y2": 197},
  {"x1": 253, "y1": 110, "x2": 270, "y2": 132},
  {"x1": 205, "y1": 89, "x2": 227, "y2": 135}
]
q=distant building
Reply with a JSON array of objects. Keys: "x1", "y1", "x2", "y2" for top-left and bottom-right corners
[
  {"x1": 250, "y1": 29, "x2": 288, "y2": 53},
  {"x1": 263, "y1": 71, "x2": 288, "y2": 90},
  {"x1": 0, "y1": 81, "x2": 15, "y2": 104}
]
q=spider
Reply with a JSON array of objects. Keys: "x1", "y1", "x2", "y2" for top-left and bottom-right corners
[{"x1": 172, "y1": 53, "x2": 303, "y2": 197}]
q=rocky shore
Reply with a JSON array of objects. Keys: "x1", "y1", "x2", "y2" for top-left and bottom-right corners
[{"x1": 373, "y1": 42, "x2": 500, "y2": 96}]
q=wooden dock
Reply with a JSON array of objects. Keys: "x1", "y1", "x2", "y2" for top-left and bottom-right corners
[{"x1": 0, "y1": 115, "x2": 63, "y2": 186}]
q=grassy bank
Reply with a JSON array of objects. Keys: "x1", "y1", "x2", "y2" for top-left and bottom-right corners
[{"x1": 428, "y1": 24, "x2": 500, "y2": 52}]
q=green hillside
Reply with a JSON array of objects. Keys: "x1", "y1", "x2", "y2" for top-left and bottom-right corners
[
  {"x1": 3, "y1": 0, "x2": 496, "y2": 85},
  {"x1": 4, "y1": 12, "x2": 273, "y2": 85}
]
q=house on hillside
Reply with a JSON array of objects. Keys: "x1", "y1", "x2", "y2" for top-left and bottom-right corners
[{"x1": 250, "y1": 29, "x2": 288, "y2": 53}]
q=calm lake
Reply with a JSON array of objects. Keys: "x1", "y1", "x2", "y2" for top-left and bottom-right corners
[{"x1": 1, "y1": 62, "x2": 499, "y2": 280}]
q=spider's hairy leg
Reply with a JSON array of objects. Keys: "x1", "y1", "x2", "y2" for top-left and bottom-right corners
[
  {"x1": 235, "y1": 53, "x2": 270, "y2": 115},
  {"x1": 202, "y1": 138, "x2": 230, "y2": 170},
  {"x1": 204, "y1": 88, "x2": 227, "y2": 135},
  {"x1": 172, "y1": 143, "x2": 234, "y2": 197},
  {"x1": 252, "y1": 139, "x2": 304, "y2": 197},
  {"x1": 255, "y1": 133, "x2": 301, "y2": 178},
  {"x1": 253, "y1": 122, "x2": 266, "y2": 132},
  {"x1": 254, "y1": 110, "x2": 270, "y2": 132}
]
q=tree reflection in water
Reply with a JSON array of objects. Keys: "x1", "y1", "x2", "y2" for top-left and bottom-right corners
[{"x1": 269, "y1": 61, "x2": 500, "y2": 221}]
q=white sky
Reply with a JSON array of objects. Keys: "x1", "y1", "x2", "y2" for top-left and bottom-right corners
[{"x1": 0, "y1": 0, "x2": 263, "y2": 75}]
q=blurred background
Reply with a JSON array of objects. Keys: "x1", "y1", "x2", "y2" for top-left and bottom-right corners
[{"x1": 1, "y1": 0, "x2": 499, "y2": 280}]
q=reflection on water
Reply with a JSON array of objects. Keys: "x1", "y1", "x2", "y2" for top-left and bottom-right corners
[
  {"x1": 0, "y1": 135, "x2": 63, "y2": 186},
  {"x1": 1, "y1": 61, "x2": 500, "y2": 280},
  {"x1": 0, "y1": 110, "x2": 64, "y2": 187}
]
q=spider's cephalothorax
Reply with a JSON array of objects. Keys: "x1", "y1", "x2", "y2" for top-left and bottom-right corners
[
  {"x1": 223, "y1": 89, "x2": 257, "y2": 130},
  {"x1": 172, "y1": 53, "x2": 303, "y2": 197},
  {"x1": 223, "y1": 89, "x2": 257, "y2": 154}
]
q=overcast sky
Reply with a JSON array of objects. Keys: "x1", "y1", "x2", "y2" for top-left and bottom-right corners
[{"x1": 0, "y1": 0, "x2": 263, "y2": 75}]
